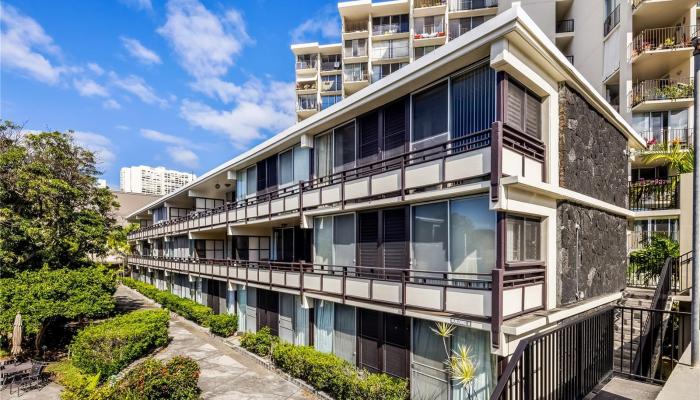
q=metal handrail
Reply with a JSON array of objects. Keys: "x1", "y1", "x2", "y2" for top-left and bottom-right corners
[
  {"x1": 629, "y1": 25, "x2": 698, "y2": 58},
  {"x1": 448, "y1": 0, "x2": 498, "y2": 12},
  {"x1": 603, "y1": 4, "x2": 620, "y2": 36},
  {"x1": 630, "y1": 77, "x2": 694, "y2": 107},
  {"x1": 628, "y1": 175, "x2": 680, "y2": 211},
  {"x1": 556, "y1": 19, "x2": 574, "y2": 33}
]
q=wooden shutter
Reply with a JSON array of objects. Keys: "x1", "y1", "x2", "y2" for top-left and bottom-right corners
[
  {"x1": 383, "y1": 208, "x2": 408, "y2": 272},
  {"x1": 256, "y1": 160, "x2": 267, "y2": 192},
  {"x1": 383, "y1": 313, "x2": 410, "y2": 379},
  {"x1": 359, "y1": 112, "x2": 380, "y2": 166},
  {"x1": 358, "y1": 309, "x2": 381, "y2": 373},
  {"x1": 525, "y1": 93, "x2": 541, "y2": 138},
  {"x1": 383, "y1": 100, "x2": 407, "y2": 159},
  {"x1": 358, "y1": 211, "x2": 379, "y2": 273},
  {"x1": 505, "y1": 81, "x2": 525, "y2": 131}
]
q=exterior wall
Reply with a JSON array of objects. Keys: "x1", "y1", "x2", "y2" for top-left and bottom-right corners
[
  {"x1": 558, "y1": 84, "x2": 628, "y2": 208},
  {"x1": 679, "y1": 172, "x2": 694, "y2": 254},
  {"x1": 556, "y1": 201, "x2": 627, "y2": 306}
]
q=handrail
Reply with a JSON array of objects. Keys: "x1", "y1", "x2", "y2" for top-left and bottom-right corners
[
  {"x1": 630, "y1": 77, "x2": 693, "y2": 108},
  {"x1": 629, "y1": 25, "x2": 698, "y2": 58},
  {"x1": 556, "y1": 19, "x2": 574, "y2": 34},
  {"x1": 603, "y1": 4, "x2": 620, "y2": 36},
  {"x1": 628, "y1": 175, "x2": 680, "y2": 211}
]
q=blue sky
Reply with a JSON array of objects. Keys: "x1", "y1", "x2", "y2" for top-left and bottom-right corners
[{"x1": 1, "y1": 0, "x2": 341, "y2": 188}]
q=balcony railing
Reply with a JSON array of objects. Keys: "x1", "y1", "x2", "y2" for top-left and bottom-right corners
[
  {"x1": 372, "y1": 23, "x2": 409, "y2": 36},
  {"x1": 296, "y1": 99, "x2": 319, "y2": 112},
  {"x1": 627, "y1": 230, "x2": 679, "y2": 253},
  {"x1": 343, "y1": 70, "x2": 368, "y2": 82},
  {"x1": 629, "y1": 25, "x2": 698, "y2": 58},
  {"x1": 629, "y1": 77, "x2": 693, "y2": 108},
  {"x1": 565, "y1": 55, "x2": 574, "y2": 64},
  {"x1": 628, "y1": 175, "x2": 680, "y2": 211},
  {"x1": 372, "y1": 46, "x2": 409, "y2": 60},
  {"x1": 295, "y1": 60, "x2": 316, "y2": 70},
  {"x1": 295, "y1": 81, "x2": 317, "y2": 91},
  {"x1": 556, "y1": 19, "x2": 575, "y2": 33},
  {"x1": 343, "y1": 20, "x2": 368, "y2": 33},
  {"x1": 639, "y1": 128, "x2": 694, "y2": 150},
  {"x1": 415, "y1": 24, "x2": 446, "y2": 39},
  {"x1": 414, "y1": 0, "x2": 446, "y2": 8},
  {"x1": 448, "y1": 0, "x2": 498, "y2": 12},
  {"x1": 128, "y1": 254, "x2": 545, "y2": 319},
  {"x1": 343, "y1": 47, "x2": 368, "y2": 58},
  {"x1": 603, "y1": 4, "x2": 620, "y2": 36},
  {"x1": 320, "y1": 60, "x2": 342, "y2": 72}
]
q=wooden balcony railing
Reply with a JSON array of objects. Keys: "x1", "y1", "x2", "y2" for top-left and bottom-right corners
[
  {"x1": 628, "y1": 175, "x2": 680, "y2": 211},
  {"x1": 629, "y1": 25, "x2": 698, "y2": 58},
  {"x1": 629, "y1": 77, "x2": 693, "y2": 108}
]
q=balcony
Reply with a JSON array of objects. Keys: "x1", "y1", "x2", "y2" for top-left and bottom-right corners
[
  {"x1": 448, "y1": 0, "x2": 498, "y2": 12},
  {"x1": 295, "y1": 81, "x2": 317, "y2": 93},
  {"x1": 415, "y1": 23, "x2": 446, "y2": 43},
  {"x1": 638, "y1": 128, "x2": 693, "y2": 150},
  {"x1": 555, "y1": 19, "x2": 575, "y2": 47},
  {"x1": 603, "y1": 4, "x2": 620, "y2": 36},
  {"x1": 628, "y1": 176, "x2": 680, "y2": 211},
  {"x1": 343, "y1": 20, "x2": 368, "y2": 35},
  {"x1": 295, "y1": 60, "x2": 317, "y2": 72},
  {"x1": 565, "y1": 55, "x2": 574, "y2": 65},
  {"x1": 629, "y1": 26, "x2": 697, "y2": 79},
  {"x1": 127, "y1": 254, "x2": 545, "y2": 322},
  {"x1": 320, "y1": 60, "x2": 342, "y2": 73},
  {"x1": 343, "y1": 47, "x2": 368, "y2": 59},
  {"x1": 632, "y1": 0, "x2": 698, "y2": 31},
  {"x1": 629, "y1": 77, "x2": 694, "y2": 112},
  {"x1": 372, "y1": 22, "x2": 409, "y2": 36},
  {"x1": 414, "y1": 0, "x2": 446, "y2": 8}
]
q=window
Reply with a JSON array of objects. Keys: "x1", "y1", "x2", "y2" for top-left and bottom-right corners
[
  {"x1": 153, "y1": 207, "x2": 167, "y2": 223},
  {"x1": 195, "y1": 239, "x2": 224, "y2": 259},
  {"x1": 236, "y1": 170, "x2": 247, "y2": 201},
  {"x1": 449, "y1": 197, "x2": 495, "y2": 274},
  {"x1": 321, "y1": 95, "x2": 342, "y2": 110},
  {"x1": 314, "y1": 216, "x2": 333, "y2": 265},
  {"x1": 372, "y1": 39, "x2": 409, "y2": 60},
  {"x1": 313, "y1": 214, "x2": 356, "y2": 268},
  {"x1": 321, "y1": 74, "x2": 342, "y2": 91},
  {"x1": 293, "y1": 145, "x2": 310, "y2": 183},
  {"x1": 344, "y1": 39, "x2": 367, "y2": 57},
  {"x1": 344, "y1": 63, "x2": 368, "y2": 82},
  {"x1": 296, "y1": 54, "x2": 316, "y2": 70},
  {"x1": 279, "y1": 149, "x2": 294, "y2": 187},
  {"x1": 297, "y1": 94, "x2": 317, "y2": 111},
  {"x1": 505, "y1": 79, "x2": 542, "y2": 139},
  {"x1": 246, "y1": 166, "x2": 257, "y2": 197},
  {"x1": 371, "y1": 62, "x2": 407, "y2": 83},
  {"x1": 451, "y1": 64, "x2": 496, "y2": 139},
  {"x1": 169, "y1": 207, "x2": 189, "y2": 220},
  {"x1": 412, "y1": 81, "x2": 448, "y2": 142},
  {"x1": 333, "y1": 122, "x2": 356, "y2": 172},
  {"x1": 314, "y1": 133, "x2": 332, "y2": 179},
  {"x1": 195, "y1": 198, "x2": 224, "y2": 212},
  {"x1": 279, "y1": 145, "x2": 310, "y2": 187},
  {"x1": 321, "y1": 54, "x2": 342, "y2": 71},
  {"x1": 412, "y1": 202, "x2": 448, "y2": 272},
  {"x1": 372, "y1": 14, "x2": 409, "y2": 35},
  {"x1": 506, "y1": 216, "x2": 541, "y2": 263},
  {"x1": 233, "y1": 236, "x2": 270, "y2": 261},
  {"x1": 414, "y1": 45, "x2": 440, "y2": 59},
  {"x1": 414, "y1": 16, "x2": 445, "y2": 37},
  {"x1": 448, "y1": 16, "x2": 486, "y2": 40}
]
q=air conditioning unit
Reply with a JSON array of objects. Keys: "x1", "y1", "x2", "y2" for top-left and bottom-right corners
[{"x1": 334, "y1": 62, "x2": 340, "y2": 68}]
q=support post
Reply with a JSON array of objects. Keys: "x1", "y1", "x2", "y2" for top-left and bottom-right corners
[{"x1": 691, "y1": 37, "x2": 700, "y2": 367}]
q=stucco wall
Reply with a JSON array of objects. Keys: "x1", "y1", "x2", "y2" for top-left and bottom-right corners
[
  {"x1": 558, "y1": 84, "x2": 628, "y2": 208},
  {"x1": 557, "y1": 201, "x2": 627, "y2": 306}
]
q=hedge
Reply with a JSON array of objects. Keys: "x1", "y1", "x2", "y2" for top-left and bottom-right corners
[
  {"x1": 122, "y1": 277, "x2": 213, "y2": 326},
  {"x1": 242, "y1": 328, "x2": 409, "y2": 400},
  {"x1": 99, "y1": 356, "x2": 200, "y2": 400},
  {"x1": 208, "y1": 313, "x2": 238, "y2": 337},
  {"x1": 70, "y1": 309, "x2": 170, "y2": 378},
  {"x1": 47, "y1": 359, "x2": 101, "y2": 400}
]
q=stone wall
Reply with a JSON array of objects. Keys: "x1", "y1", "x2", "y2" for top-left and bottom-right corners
[
  {"x1": 559, "y1": 84, "x2": 628, "y2": 208},
  {"x1": 557, "y1": 201, "x2": 626, "y2": 306}
]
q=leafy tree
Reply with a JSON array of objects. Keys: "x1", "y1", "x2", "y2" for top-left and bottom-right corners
[
  {"x1": 629, "y1": 234, "x2": 680, "y2": 283},
  {"x1": 641, "y1": 143, "x2": 694, "y2": 174},
  {"x1": 0, "y1": 266, "x2": 116, "y2": 351},
  {"x1": 0, "y1": 121, "x2": 118, "y2": 275}
]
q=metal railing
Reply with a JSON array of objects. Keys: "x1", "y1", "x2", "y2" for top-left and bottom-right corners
[
  {"x1": 295, "y1": 81, "x2": 317, "y2": 91},
  {"x1": 629, "y1": 25, "x2": 698, "y2": 58},
  {"x1": 639, "y1": 128, "x2": 694, "y2": 150},
  {"x1": 343, "y1": 47, "x2": 368, "y2": 58},
  {"x1": 632, "y1": 0, "x2": 648, "y2": 9},
  {"x1": 372, "y1": 23, "x2": 409, "y2": 36},
  {"x1": 627, "y1": 251, "x2": 693, "y2": 293},
  {"x1": 343, "y1": 69, "x2": 368, "y2": 82},
  {"x1": 603, "y1": 4, "x2": 620, "y2": 36},
  {"x1": 343, "y1": 20, "x2": 368, "y2": 33},
  {"x1": 320, "y1": 61, "x2": 342, "y2": 71},
  {"x1": 629, "y1": 77, "x2": 693, "y2": 108},
  {"x1": 448, "y1": 0, "x2": 498, "y2": 12},
  {"x1": 295, "y1": 60, "x2": 316, "y2": 70},
  {"x1": 628, "y1": 175, "x2": 680, "y2": 211},
  {"x1": 556, "y1": 19, "x2": 575, "y2": 34},
  {"x1": 415, "y1": 0, "x2": 446, "y2": 8},
  {"x1": 565, "y1": 55, "x2": 574, "y2": 64},
  {"x1": 296, "y1": 97, "x2": 318, "y2": 112},
  {"x1": 415, "y1": 23, "x2": 446, "y2": 39}
]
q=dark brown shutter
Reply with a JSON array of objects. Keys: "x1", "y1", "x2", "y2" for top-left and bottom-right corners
[
  {"x1": 383, "y1": 313, "x2": 410, "y2": 379},
  {"x1": 505, "y1": 81, "x2": 525, "y2": 131},
  {"x1": 358, "y1": 309, "x2": 381, "y2": 373},
  {"x1": 358, "y1": 112, "x2": 379, "y2": 166},
  {"x1": 266, "y1": 155, "x2": 278, "y2": 189},
  {"x1": 358, "y1": 211, "x2": 379, "y2": 273},
  {"x1": 383, "y1": 207, "x2": 408, "y2": 272},
  {"x1": 525, "y1": 94, "x2": 541, "y2": 138},
  {"x1": 256, "y1": 160, "x2": 267, "y2": 192},
  {"x1": 383, "y1": 99, "x2": 406, "y2": 159}
]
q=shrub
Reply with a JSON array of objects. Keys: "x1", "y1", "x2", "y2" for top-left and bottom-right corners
[
  {"x1": 70, "y1": 309, "x2": 170, "y2": 378},
  {"x1": 208, "y1": 313, "x2": 238, "y2": 337},
  {"x1": 102, "y1": 356, "x2": 200, "y2": 400},
  {"x1": 629, "y1": 235, "x2": 680, "y2": 282},
  {"x1": 122, "y1": 277, "x2": 213, "y2": 326},
  {"x1": 240, "y1": 326, "x2": 279, "y2": 357},
  {"x1": 48, "y1": 359, "x2": 101, "y2": 400}
]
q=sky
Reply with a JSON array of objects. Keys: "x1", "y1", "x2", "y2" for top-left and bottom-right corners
[{"x1": 0, "y1": 0, "x2": 341, "y2": 188}]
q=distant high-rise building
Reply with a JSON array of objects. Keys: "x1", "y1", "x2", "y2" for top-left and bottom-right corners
[{"x1": 120, "y1": 166, "x2": 196, "y2": 196}]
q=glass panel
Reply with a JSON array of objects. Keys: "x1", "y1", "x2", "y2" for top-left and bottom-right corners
[
  {"x1": 314, "y1": 299, "x2": 334, "y2": 353},
  {"x1": 412, "y1": 82, "x2": 448, "y2": 142},
  {"x1": 246, "y1": 166, "x2": 256, "y2": 196},
  {"x1": 236, "y1": 170, "x2": 246, "y2": 200},
  {"x1": 314, "y1": 216, "x2": 333, "y2": 265},
  {"x1": 333, "y1": 122, "x2": 356, "y2": 172},
  {"x1": 411, "y1": 319, "x2": 449, "y2": 400},
  {"x1": 314, "y1": 133, "x2": 332, "y2": 179},
  {"x1": 333, "y1": 304, "x2": 356, "y2": 364},
  {"x1": 524, "y1": 219, "x2": 540, "y2": 261},
  {"x1": 451, "y1": 326, "x2": 495, "y2": 400},
  {"x1": 333, "y1": 214, "x2": 355, "y2": 267},
  {"x1": 279, "y1": 149, "x2": 294, "y2": 186},
  {"x1": 506, "y1": 217, "x2": 523, "y2": 262},
  {"x1": 293, "y1": 146, "x2": 309, "y2": 182},
  {"x1": 450, "y1": 197, "x2": 496, "y2": 275},
  {"x1": 412, "y1": 202, "x2": 448, "y2": 272}
]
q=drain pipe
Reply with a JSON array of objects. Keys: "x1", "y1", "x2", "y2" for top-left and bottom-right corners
[
  {"x1": 691, "y1": 37, "x2": 700, "y2": 367},
  {"x1": 575, "y1": 223, "x2": 582, "y2": 301}
]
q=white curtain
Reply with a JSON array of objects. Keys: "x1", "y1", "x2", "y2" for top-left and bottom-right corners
[
  {"x1": 226, "y1": 288, "x2": 236, "y2": 314},
  {"x1": 412, "y1": 319, "x2": 449, "y2": 400},
  {"x1": 451, "y1": 327, "x2": 495, "y2": 400},
  {"x1": 246, "y1": 287, "x2": 257, "y2": 333},
  {"x1": 236, "y1": 285, "x2": 247, "y2": 333},
  {"x1": 294, "y1": 296, "x2": 309, "y2": 346},
  {"x1": 314, "y1": 300, "x2": 334, "y2": 353},
  {"x1": 279, "y1": 293, "x2": 295, "y2": 343},
  {"x1": 195, "y1": 277, "x2": 203, "y2": 304},
  {"x1": 333, "y1": 304, "x2": 356, "y2": 363}
]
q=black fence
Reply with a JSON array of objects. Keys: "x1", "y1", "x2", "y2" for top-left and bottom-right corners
[
  {"x1": 627, "y1": 252, "x2": 693, "y2": 294},
  {"x1": 556, "y1": 19, "x2": 574, "y2": 33},
  {"x1": 628, "y1": 175, "x2": 679, "y2": 211}
]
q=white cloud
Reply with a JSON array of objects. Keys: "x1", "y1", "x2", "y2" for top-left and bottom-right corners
[
  {"x1": 157, "y1": 0, "x2": 251, "y2": 81},
  {"x1": 110, "y1": 73, "x2": 167, "y2": 107},
  {"x1": 291, "y1": 5, "x2": 340, "y2": 43},
  {"x1": 102, "y1": 99, "x2": 121, "y2": 110},
  {"x1": 87, "y1": 62, "x2": 104, "y2": 75},
  {"x1": 73, "y1": 78, "x2": 109, "y2": 97},
  {"x1": 121, "y1": 37, "x2": 161, "y2": 65},
  {"x1": 0, "y1": 4, "x2": 62, "y2": 84},
  {"x1": 166, "y1": 146, "x2": 198, "y2": 168},
  {"x1": 180, "y1": 78, "x2": 295, "y2": 147},
  {"x1": 140, "y1": 128, "x2": 188, "y2": 146},
  {"x1": 119, "y1": 0, "x2": 152, "y2": 11},
  {"x1": 71, "y1": 131, "x2": 116, "y2": 166}
]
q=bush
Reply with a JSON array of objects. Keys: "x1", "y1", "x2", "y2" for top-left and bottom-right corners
[
  {"x1": 249, "y1": 330, "x2": 408, "y2": 400},
  {"x1": 101, "y1": 356, "x2": 200, "y2": 400},
  {"x1": 629, "y1": 235, "x2": 680, "y2": 282},
  {"x1": 240, "y1": 326, "x2": 279, "y2": 357},
  {"x1": 208, "y1": 313, "x2": 238, "y2": 337},
  {"x1": 122, "y1": 277, "x2": 213, "y2": 326},
  {"x1": 70, "y1": 309, "x2": 170, "y2": 378},
  {"x1": 48, "y1": 359, "x2": 101, "y2": 400}
]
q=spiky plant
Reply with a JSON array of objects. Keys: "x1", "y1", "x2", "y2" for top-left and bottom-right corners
[{"x1": 449, "y1": 345, "x2": 477, "y2": 390}]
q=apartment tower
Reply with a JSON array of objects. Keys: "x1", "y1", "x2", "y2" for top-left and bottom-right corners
[{"x1": 120, "y1": 166, "x2": 197, "y2": 196}]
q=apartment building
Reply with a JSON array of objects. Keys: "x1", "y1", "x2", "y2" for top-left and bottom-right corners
[
  {"x1": 120, "y1": 165, "x2": 197, "y2": 196},
  {"x1": 125, "y1": 8, "x2": 647, "y2": 399}
]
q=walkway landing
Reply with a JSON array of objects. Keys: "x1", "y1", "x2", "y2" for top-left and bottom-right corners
[{"x1": 589, "y1": 377, "x2": 661, "y2": 400}]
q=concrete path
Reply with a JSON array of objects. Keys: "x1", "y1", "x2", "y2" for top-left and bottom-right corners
[{"x1": 589, "y1": 377, "x2": 661, "y2": 400}]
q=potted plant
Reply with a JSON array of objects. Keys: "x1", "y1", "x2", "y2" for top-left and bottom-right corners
[{"x1": 663, "y1": 37, "x2": 675, "y2": 48}]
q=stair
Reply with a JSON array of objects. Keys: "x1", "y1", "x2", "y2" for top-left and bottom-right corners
[{"x1": 613, "y1": 288, "x2": 654, "y2": 374}]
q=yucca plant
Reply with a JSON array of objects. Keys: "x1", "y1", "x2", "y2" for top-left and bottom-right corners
[{"x1": 431, "y1": 322, "x2": 477, "y2": 398}]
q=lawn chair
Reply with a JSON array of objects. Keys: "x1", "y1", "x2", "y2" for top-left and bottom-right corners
[{"x1": 9, "y1": 361, "x2": 47, "y2": 395}]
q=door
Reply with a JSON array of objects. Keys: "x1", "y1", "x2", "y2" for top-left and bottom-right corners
[
  {"x1": 383, "y1": 313, "x2": 410, "y2": 379},
  {"x1": 357, "y1": 309, "x2": 410, "y2": 378},
  {"x1": 257, "y1": 289, "x2": 279, "y2": 336},
  {"x1": 358, "y1": 309, "x2": 382, "y2": 373},
  {"x1": 357, "y1": 211, "x2": 379, "y2": 277}
]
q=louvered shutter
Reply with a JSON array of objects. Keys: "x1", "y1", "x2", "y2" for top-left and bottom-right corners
[
  {"x1": 358, "y1": 211, "x2": 379, "y2": 273},
  {"x1": 358, "y1": 309, "x2": 381, "y2": 373},
  {"x1": 383, "y1": 99, "x2": 407, "y2": 159},
  {"x1": 525, "y1": 94, "x2": 541, "y2": 138},
  {"x1": 256, "y1": 160, "x2": 267, "y2": 192},
  {"x1": 506, "y1": 81, "x2": 525, "y2": 131},
  {"x1": 383, "y1": 208, "x2": 408, "y2": 273},
  {"x1": 383, "y1": 313, "x2": 410, "y2": 379},
  {"x1": 359, "y1": 112, "x2": 379, "y2": 166}
]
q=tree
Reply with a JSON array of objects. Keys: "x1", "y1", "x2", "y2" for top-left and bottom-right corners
[
  {"x1": 0, "y1": 266, "x2": 116, "y2": 352},
  {"x1": 629, "y1": 234, "x2": 680, "y2": 283},
  {"x1": 641, "y1": 143, "x2": 694, "y2": 174},
  {"x1": 0, "y1": 121, "x2": 118, "y2": 276}
]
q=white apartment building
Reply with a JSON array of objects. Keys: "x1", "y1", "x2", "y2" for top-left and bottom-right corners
[{"x1": 120, "y1": 166, "x2": 197, "y2": 196}]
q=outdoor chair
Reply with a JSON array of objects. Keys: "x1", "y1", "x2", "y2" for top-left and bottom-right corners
[{"x1": 9, "y1": 361, "x2": 47, "y2": 395}]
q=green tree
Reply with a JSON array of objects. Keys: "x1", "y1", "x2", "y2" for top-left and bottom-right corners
[
  {"x1": 0, "y1": 266, "x2": 116, "y2": 352},
  {"x1": 641, "y1": 143, "x2": 694, "y2": 174},
  {"x1": 629, "y1": 234, "x2": 680, "y2": 283},
  {"x1": 0, "y1": 121, "x2": 118, "y2": 275}
]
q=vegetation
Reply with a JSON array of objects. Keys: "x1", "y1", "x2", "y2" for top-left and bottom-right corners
[
  {"x1": 122, "y1": 278, "x2": 213, "y2": 326},
  {"x1": 629, "y1": 235, "x2": 680, "y2": 282},
  {"x1": 208, "y1": 313, "x2": 238, "y2": 337},
  {"x1": 431, "y1": 322, "x2": 477, "y2": 394},
  {"x1": 99, "y1": 356, "x2": 200, "y2": 400},
  {"x1": 48, "y1": 359, "x2": 102, "y2": 400},
  {"x1": 242, "y1": 328, "x2": 409, "y2": 400},
  {"x1": 641, "y1": 143, "x2": 694, "y2": 174},
  {"x1": 0, "y1": 266, "x2": 116, "y2": 351},
  {"x1": 0, "y1": 121, "x2": 119, "y2": 276},
  {"x1": 70, "y1": 310, "x2": 170, "y2": 377}
]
